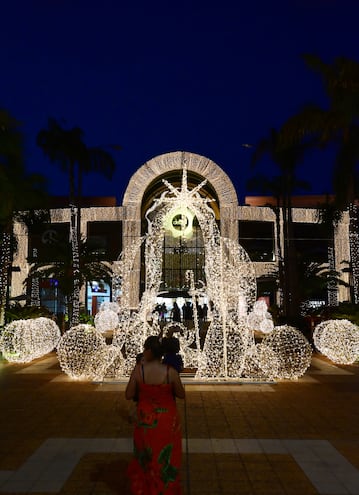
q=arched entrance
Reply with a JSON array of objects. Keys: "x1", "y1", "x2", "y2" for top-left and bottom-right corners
[{"x1": 121, "y1": 151, "x2": 239, "y2": 307}]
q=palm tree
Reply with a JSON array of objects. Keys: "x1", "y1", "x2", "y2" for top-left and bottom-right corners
[
  {"x1": 250, "y1": 128, "x2": 311, "y2": 321},
  {"x1": 281, "y1": 55, "x2": 359, "y2": 302},
  {"x1": 36, "y1": 118, "x2": 118, "y2": 326},
  {"x1": 0, "y1": 110, "x2": 48, "y2": 326},
  {"x1": 26, "y1": 237, "x2": 114, "y2": 324}
]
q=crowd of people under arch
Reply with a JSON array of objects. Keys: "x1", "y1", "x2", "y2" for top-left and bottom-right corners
[{"x1": 154, "y1": 299, "x2": 208, "y2": 324}]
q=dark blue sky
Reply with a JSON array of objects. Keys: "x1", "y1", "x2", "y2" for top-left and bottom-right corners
[{"x1": 2, "y1": 1, "x2": 359, "y2": 204}]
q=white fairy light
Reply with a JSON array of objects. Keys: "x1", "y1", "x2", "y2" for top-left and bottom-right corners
[
  {"x1": 0, "y1": 317, "x2": 61, "y2": 363},
  {"x1": 262, "y1": 325, "x2": 312, "y2": 380},
  {"x1": 94, "y1": 309, "x2": 119, "y2": 334},
  {"x1": 349, "y1": 204, "x2": 359, "y2": 304},
  {"x1": 99, "y1": 301, "x2": 120, "y2": 313},
  {"x1": 313, "y1": 319, "x2": 359, "y2": 364},
  {"x1": 247, "y1": 300, "x2": 274, "y2": 334},
  {"x1": 113, "y1": 168, "x2": 259, "y2": 380},
  {"x1": 69, "y1": 204, "x2": 80, "y2": 327},
  {"x1": 0, "y1": 232, "x2": 11, "y2": 326},
  {"x1": 50, "y1": 169, "x2": 313, "y2": 382},
  {"x1": 30, "y1": 248, "x2": 40, "y2": 307},
  {"x1": 162, "y1": 321, "x2": 197, "y2": 368},
  {"x1": 242, "y1": 343, "x2": 280, "y2": 380},
  {"x1": 57, "y1": 324, "x2": 122, "y2": 381},
  {"x1": 327, "y1": 246, "x2": 338, "y2": 306}
]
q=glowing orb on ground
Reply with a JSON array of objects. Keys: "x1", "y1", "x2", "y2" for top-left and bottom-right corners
[
  {"x1": 57, "y1": 324, "x2": 122, "y2": 380},
  {"x1": 262, "y1": 325, "x2": 312, "y2": 379},
  {"x1": 242, "y1": 343, "x2": 280, "y2": 380},
  {"x1": 0, "y1": 317, "x2": 61, "y2": 363},
  {"x1": 313, "y1": 319, "x2": 359, "y2": 364}
]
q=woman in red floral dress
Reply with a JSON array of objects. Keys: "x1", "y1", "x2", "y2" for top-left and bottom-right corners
[{"x1": 125, "y1": 336, "x2": 185, "y2": 494}]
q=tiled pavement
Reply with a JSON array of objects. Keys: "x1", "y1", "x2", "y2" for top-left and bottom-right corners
[{"x1": 1, "y1": 353, "x2": 359, "y2": 494}]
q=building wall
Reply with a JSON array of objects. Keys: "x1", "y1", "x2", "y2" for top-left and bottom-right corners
[{"x1": 10, "y1": 152, "x2": 352, "y2": 307}]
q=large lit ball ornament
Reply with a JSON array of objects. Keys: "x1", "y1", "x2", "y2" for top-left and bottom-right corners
[
  {"x1": 242, "y1": 343, "x2": 280, "y2": 380},
  {"x1": 262, "y1": 325, "x2": 312, "y2": 379},
  {"x1": 0, "y1": 317, "x2": 61, "y2": 363},
  {"x1": 313, "y1": 319, "x2": 359, "y2": 364},
  {"x1": 94, "y1": 309, "x2": 119, "y2": 334},
  {"x1": 57, "y1": 324, "x2": 111, "y2": 380}
]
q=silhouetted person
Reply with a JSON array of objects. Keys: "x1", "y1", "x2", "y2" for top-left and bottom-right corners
[{"x1": 171, "y1": 301, "x2": 181, "y2": 322}]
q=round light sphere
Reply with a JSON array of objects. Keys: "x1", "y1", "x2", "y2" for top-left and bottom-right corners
[
  {"x1": 313, "y1": 319, "x2": 359, "y2": 364},
  {"x1": 0, "y1": 317, "x2": 61, "y2": 363},
  {"x1": 57, "y1": 324, "x2": 108, "y2": 380},
  {"x1": 94, "y1": 309, "x2": 119, "y2": 333},
  {"x1": 242, "y1": 343, "x2": 280, "y2": 380},
  {"x1": 262, "y1": 325, "x2": 312, "y2": 379}
]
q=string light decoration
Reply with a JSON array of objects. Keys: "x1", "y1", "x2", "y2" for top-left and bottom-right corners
[
  {"x1": 99, "y1": 301, "x2": 121, "y2": 313},
  {"x1": 162, "y1": 321, "x2": 198, "y2": 368},
  {"x1": 313, "y1": 319, "x2": 359, "y2": 364},
  {"x1": 196, "y1": 315, "x2": 251, "y2": 379},
  {"x1": 69, "y1": 204, "x2": 80, "y2": 327},
  {"x1": 111, "y1": 167, "x2": 258, "y2": 379},
  {"x1": 51, "y1": 168, "x2": 314, "y2": 382},
  {"x1": 242, "y1": 342, "x2": 280, "y2": 380},
  {"x1": 30, "y1": 248, "x2": 40, "y2": 307},
  {"x1": 247, "y1": 299, "x2": 274, "y2": 334},
  {"x1": 94, "y1": 309, "x2": 119, "y2": 334},
  {"x1": 349, "y1": 204, "x2": 359, "y2": 304},
  {"x1": 261, "y1": 325, "x2": 312, "y2": 379},
  {"x1": 327, "y1": 246, "x2": 338, "y2": 307},
  {"x1": 0, "y1": 232, "x2": 11, "y2": 326},
  {"x1": 0, "y1": 317, "x2": 61, "y2": 363},
  {"x1": 57, "y1": 324, "x2": 123, "y2": 380}
]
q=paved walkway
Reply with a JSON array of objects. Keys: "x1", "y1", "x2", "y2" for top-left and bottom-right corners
[{"x1": 0, "y1": 353, "x2": 359, "y2": 494}]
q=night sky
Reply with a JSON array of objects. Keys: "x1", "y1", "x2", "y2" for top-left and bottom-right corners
[{"x1": 2, "y1": 1, "x2": 359, "y2": 204}]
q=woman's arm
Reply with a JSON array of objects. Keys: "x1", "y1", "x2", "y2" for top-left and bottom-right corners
[
  {"x1": 169, "y1": 367, "x2": 185, "y2": 399},
  {"x1": 125, "y1": 365, "x2": 139, "y2": 400}
]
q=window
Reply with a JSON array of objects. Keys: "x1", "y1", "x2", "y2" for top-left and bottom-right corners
[
  {"x1": 293, "y1": 223, "x2": 329, "y2": 263},
  {"x1": 239, "y1": 221, "x2": 274, "y2": 262},
  {"x1": 87, "y1": 221, "x2": 122, "y2": 261},
  {"x1": 28, "y1": 223, "x2": 69, "y2": 262},
  {"x1": 162, "y1": 218, "x2": 205, "y2": 291}
]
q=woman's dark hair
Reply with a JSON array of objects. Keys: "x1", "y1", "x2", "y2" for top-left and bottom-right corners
[
  {"x1": 144, "y1": 335, "x2": 163, "y2": 359},
  {"x1": 162, "y1": 336, "x2": 180, "y2": 354}
]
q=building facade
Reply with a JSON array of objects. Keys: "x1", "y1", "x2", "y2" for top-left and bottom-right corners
[{"x1": 10, "y1": 151, "x2": 351, "y2": 317}]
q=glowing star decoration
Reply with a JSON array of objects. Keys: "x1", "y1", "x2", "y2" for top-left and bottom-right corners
[
  {"x1": 112, "y1": 166, "x2": 258, "y2": 380},
  {"x1": 0, "y1": 317, "x2": 61, "y2": 363},
  {"x1": 70, "y1": 168, "x2": 313, "y2": 383},
  {"x1": 313, "y1": 319, "x2": 359, "y2": 364},
  {"x1": 262, "y1": 325, "x2": 312, "y2": 380},
  {"x1": 57, "y1": 324, "x2": 122, "y2": 381},
  {"x1": 94, "y1": 309, "x2": 119, "y2": 334}
]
